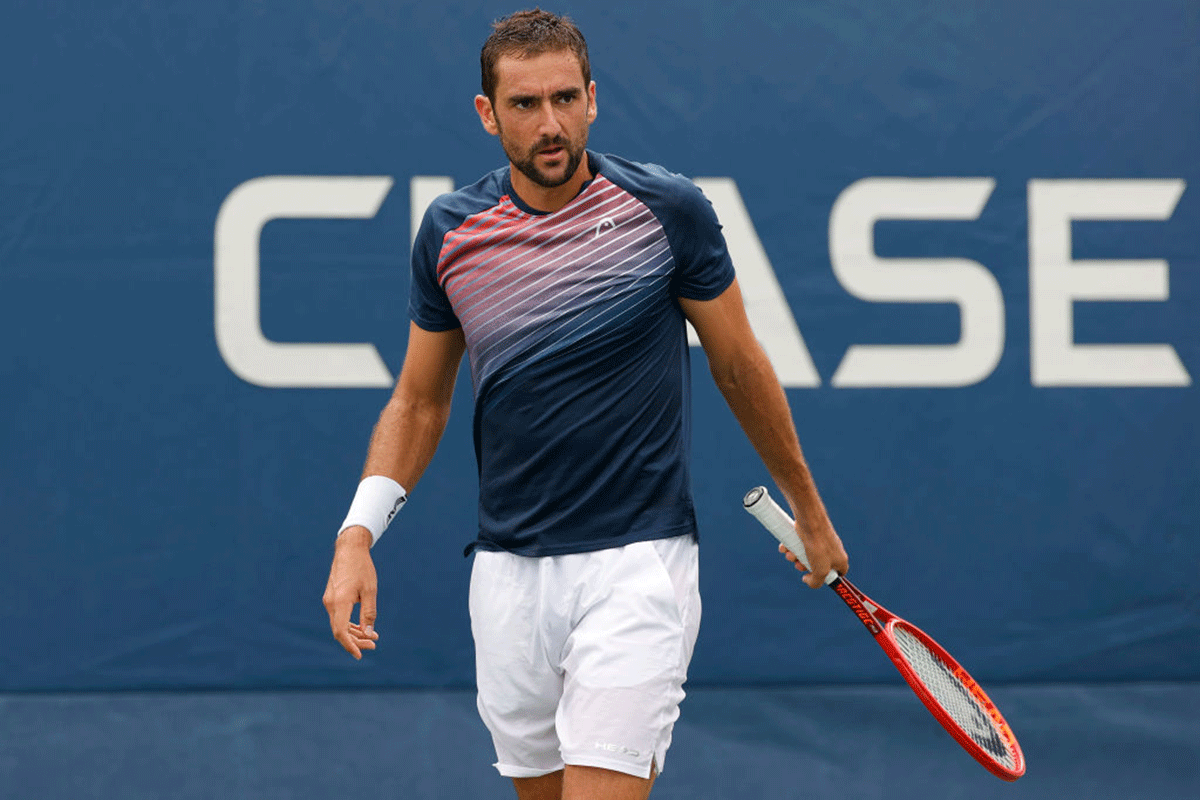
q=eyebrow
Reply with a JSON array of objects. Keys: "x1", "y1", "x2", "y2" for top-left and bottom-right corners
[{"x1": 507, "y1": 87, "x2": 583, "y2": 105}]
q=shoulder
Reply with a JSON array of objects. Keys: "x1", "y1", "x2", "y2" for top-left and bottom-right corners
[
  {"x1": 595, "y1": 153, "x2": 700, "y2": 200},
  {"x1": 594, "y1": 154, "x2": 733, "y2": 294},
  {"x1": 420, "y1": 167, "x2": 509, "y2": 237},
  {"x1": 594, "y1": 152, "x2": 716, "y2": 222}
]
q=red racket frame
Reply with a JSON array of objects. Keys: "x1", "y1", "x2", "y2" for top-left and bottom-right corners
[
  {"x1": 742, "y1": 486, "x2": 1025, "y2": 781},
  {"x1": 829, "y1": 575, "x2": 1026, "y2": 781}
]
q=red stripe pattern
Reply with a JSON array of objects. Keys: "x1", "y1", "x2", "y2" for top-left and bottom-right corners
[{"x1": 436, "y1": 175, "x2": 675, "y2": 393}]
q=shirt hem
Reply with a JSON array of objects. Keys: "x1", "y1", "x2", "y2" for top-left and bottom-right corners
[{"x1": 466, "y1": 524, "x2": 697, "y2": 558}]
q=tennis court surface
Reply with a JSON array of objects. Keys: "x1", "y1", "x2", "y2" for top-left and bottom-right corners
[{"x1": 3, "y1": 682, "x2": 1196, "y2": 799}]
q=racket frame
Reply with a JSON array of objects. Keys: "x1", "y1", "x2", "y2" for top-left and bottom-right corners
[{"x1": 743, "y1": 486, "x2": 1026, "y2": 782}]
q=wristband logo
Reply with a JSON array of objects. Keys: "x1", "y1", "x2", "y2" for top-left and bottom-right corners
[{"x1": 385, "y1": 495, "x2": 407, "y2": 526}]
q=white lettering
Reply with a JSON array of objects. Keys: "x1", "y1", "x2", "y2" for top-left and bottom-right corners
[
  {"x1": 410, "y1": 176, "x2": 453, "y2": 250},
  {"x1": 1028, "y1": 179, "x2": 1189, "y2": 386},
  {"x1": 828, "y1": 177, "x2": 1003, "y2": 387},
  {"x1": 217, "y1": 174, "x2": 1192, "y2": 391},
  {"x1": 695, "y1": 178, "x2": 820, "y2": 387},
  {"x1": 214, "y1": 175, "x2": 395, "y2": 388}
]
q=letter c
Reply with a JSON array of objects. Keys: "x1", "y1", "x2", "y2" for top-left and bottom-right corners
[{"x1": 214, "y1": 175, "x2": 395, "y2": 388}]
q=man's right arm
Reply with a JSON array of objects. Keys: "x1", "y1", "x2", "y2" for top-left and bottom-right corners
[
  {"x1": 356, "y1": 322, "x2": 467, "y2": 492},
  {"x1": 323, "y1": 322, "x2": 466, "y2": 659}
]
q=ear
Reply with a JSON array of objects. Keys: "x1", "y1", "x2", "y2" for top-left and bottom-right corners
[
  {"x1": 586, "y1": 81, "x2": 598, "y2": 123},
  {"x1": 475, "y1": 94, "x2": 499, "y2": 136}
]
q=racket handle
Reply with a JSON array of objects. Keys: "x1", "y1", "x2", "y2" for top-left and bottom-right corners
[{"x1": 743, "y1": 486, "x2": 839, "y2": 586}]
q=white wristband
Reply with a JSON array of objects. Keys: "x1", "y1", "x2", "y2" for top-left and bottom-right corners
[{"x1": 338, "y1": 475, "x2": 407, "y2": 546}]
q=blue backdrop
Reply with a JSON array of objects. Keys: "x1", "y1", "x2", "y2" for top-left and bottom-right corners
[{"x1": 1, "y1": 0, "x2": 1196, "y2": 692}]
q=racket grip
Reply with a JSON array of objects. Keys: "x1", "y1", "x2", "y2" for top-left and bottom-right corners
[{"x1": 743, "y1": 487, "x2": 839, "y2": 586}]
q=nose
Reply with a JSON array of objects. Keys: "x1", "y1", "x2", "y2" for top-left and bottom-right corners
[{"x1": 535, "y1": 99, "x2": 563, "y2": 138}]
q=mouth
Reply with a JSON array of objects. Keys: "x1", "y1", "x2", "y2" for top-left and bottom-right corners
[{"x1": 537, "y1": 145, "x2": 566, "y2": 159}]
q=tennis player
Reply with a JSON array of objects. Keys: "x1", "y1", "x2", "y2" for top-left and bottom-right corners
[{"x1": 322, "y1": 10, "x2": 848, "y2": 800}]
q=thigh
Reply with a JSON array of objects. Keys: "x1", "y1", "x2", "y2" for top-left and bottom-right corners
[
  {"x1": 514, "y1": 765, "x2": 655, "y2": 800},
  {"x1": 512, "y1": 770, "x2": 563, "y2": 800},
  {"x1": 562, "y1": 764, "x2": 656, "y2": 800},
  {"x1": 556, "y1": 537, "x2": 701, "y2": 779},
  {"x1": 470, "y1": 551, "x2": 565, "y2": 778}
]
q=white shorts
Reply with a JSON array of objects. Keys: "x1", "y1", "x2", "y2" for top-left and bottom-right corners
[{"x1": 469, "y1": 535, "x2": 701, "y2": 780}]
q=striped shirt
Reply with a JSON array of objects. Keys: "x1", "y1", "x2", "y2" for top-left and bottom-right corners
[{"x1": 410, "y1": 152, "x2": 735, "y2": 556}]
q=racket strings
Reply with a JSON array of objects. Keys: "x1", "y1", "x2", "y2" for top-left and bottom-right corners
[{"x1": 892, "y1": 627, "x2": 1017, "y2": 769}]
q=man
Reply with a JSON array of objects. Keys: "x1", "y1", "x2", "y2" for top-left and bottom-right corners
[{"x1": 322, "y1": 10, "x2": 848, "y2": 800}]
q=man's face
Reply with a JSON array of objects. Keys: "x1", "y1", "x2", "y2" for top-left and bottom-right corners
[{"x1": 477, "y1": 49, "x2": 597, "y2": 191}]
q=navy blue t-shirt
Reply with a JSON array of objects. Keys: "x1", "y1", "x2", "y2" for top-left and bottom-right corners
[{"x1": 409, "y1": 152, "x2": 736, "y2": 556}]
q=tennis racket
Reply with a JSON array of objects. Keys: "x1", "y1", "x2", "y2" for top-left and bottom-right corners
[{"x1": 742, "y1": 486, "x2": 1026, "y2": 781}]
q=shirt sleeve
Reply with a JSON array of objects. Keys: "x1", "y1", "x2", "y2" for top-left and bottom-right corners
[
  {"x1": 664, "y1": 178, "x2": 736, "y2": 301},
  {"x1": 407, "y1": 203, "x2": 461, "y2": 332}
]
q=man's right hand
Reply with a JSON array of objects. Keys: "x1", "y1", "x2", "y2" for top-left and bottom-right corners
[{"x1": 322, "y1": 526, "x2": 380, "y2": 659}]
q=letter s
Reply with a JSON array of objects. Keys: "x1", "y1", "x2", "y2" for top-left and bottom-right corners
[{"x1": 828, "y1": 178, "x2": 1003, "y2": 388}]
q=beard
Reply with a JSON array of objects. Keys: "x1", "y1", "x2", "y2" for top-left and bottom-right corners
[{"x1": 501, "y1": 130, "x2": 588, "y2": 189}]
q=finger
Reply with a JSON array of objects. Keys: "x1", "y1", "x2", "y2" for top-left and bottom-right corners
[
  {"x1": 346, "y1": 634, "x2": 377, "y2": 651},
  {"x1": 328, "y1": 596, "x2": 363, "y2": 658},
  {"x1": 358, "y1": 586, "x2": 378, "y2": 638},
  {"x1": 805, "y1": 555, "x2": 838, "y2": 587},
  {"x1": 348, "y1": 623, "x2": 380, "y2": 640},
  {"x1": 776, "y1": 544, "x2": 806, "y2": 572},
  {"x1": 325, "y1": 576, "x2": 353, "y2": 626},
  {"x1": 777, "y1": 543, "x2": 801, "y2": 566},
  {"x1": 334, "y1": 627, "x2": 363, "y2": 659},
  {"x1": 345, "y1": 624, "x2": 377, "y2": 641},
  {"x1": 331, "y1": 605, "x2": 363, "y2": 658}
]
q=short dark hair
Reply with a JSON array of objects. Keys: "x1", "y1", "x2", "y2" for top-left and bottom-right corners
[{"x1": 480, "y1": 9, "x2": 591, "y2": 102}]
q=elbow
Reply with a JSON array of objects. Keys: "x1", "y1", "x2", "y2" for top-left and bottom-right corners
[
  {"x1": 429, "y1": 403, "x2": 452, "y2": 432},
  {"x1": 709, "y1": 358, "x2": 747, "y2": 398},
  {"x1": 710, "y1": 348, "x2": 777, "y2": 400},
  {"x1": 386, "y1": 393, "x2": 452, "y2": 431}
]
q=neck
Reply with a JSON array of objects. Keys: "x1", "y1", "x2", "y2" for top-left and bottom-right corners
[{"x1": 509, "y1": 156, "x2": 593, "y2": 213}]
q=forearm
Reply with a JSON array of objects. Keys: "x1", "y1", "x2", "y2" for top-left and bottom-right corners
[
  {"x1": 711, "y1": 345, "x2": 830, "y2": 531},
  {"x1": 682, "y1": 281, "x2": 846, "y2": 583},
  {"x1": 356, "y1": 323, "x2": 464, "y2": 493},
  {"x1": 336, "y1": 393, "x2": 451, "y2": 547},
  {"x1": 360, "y1": 392, "x2": 452, "y2": 491}
]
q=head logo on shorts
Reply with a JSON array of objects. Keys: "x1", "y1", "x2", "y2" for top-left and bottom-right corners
[{"x1": 594, "y1": 741, "x2": 640, "y2": 758}]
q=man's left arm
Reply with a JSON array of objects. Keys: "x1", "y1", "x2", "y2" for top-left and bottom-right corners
[{"x1": 680, "y1": 278, "x2": 849, "y2": 587}]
